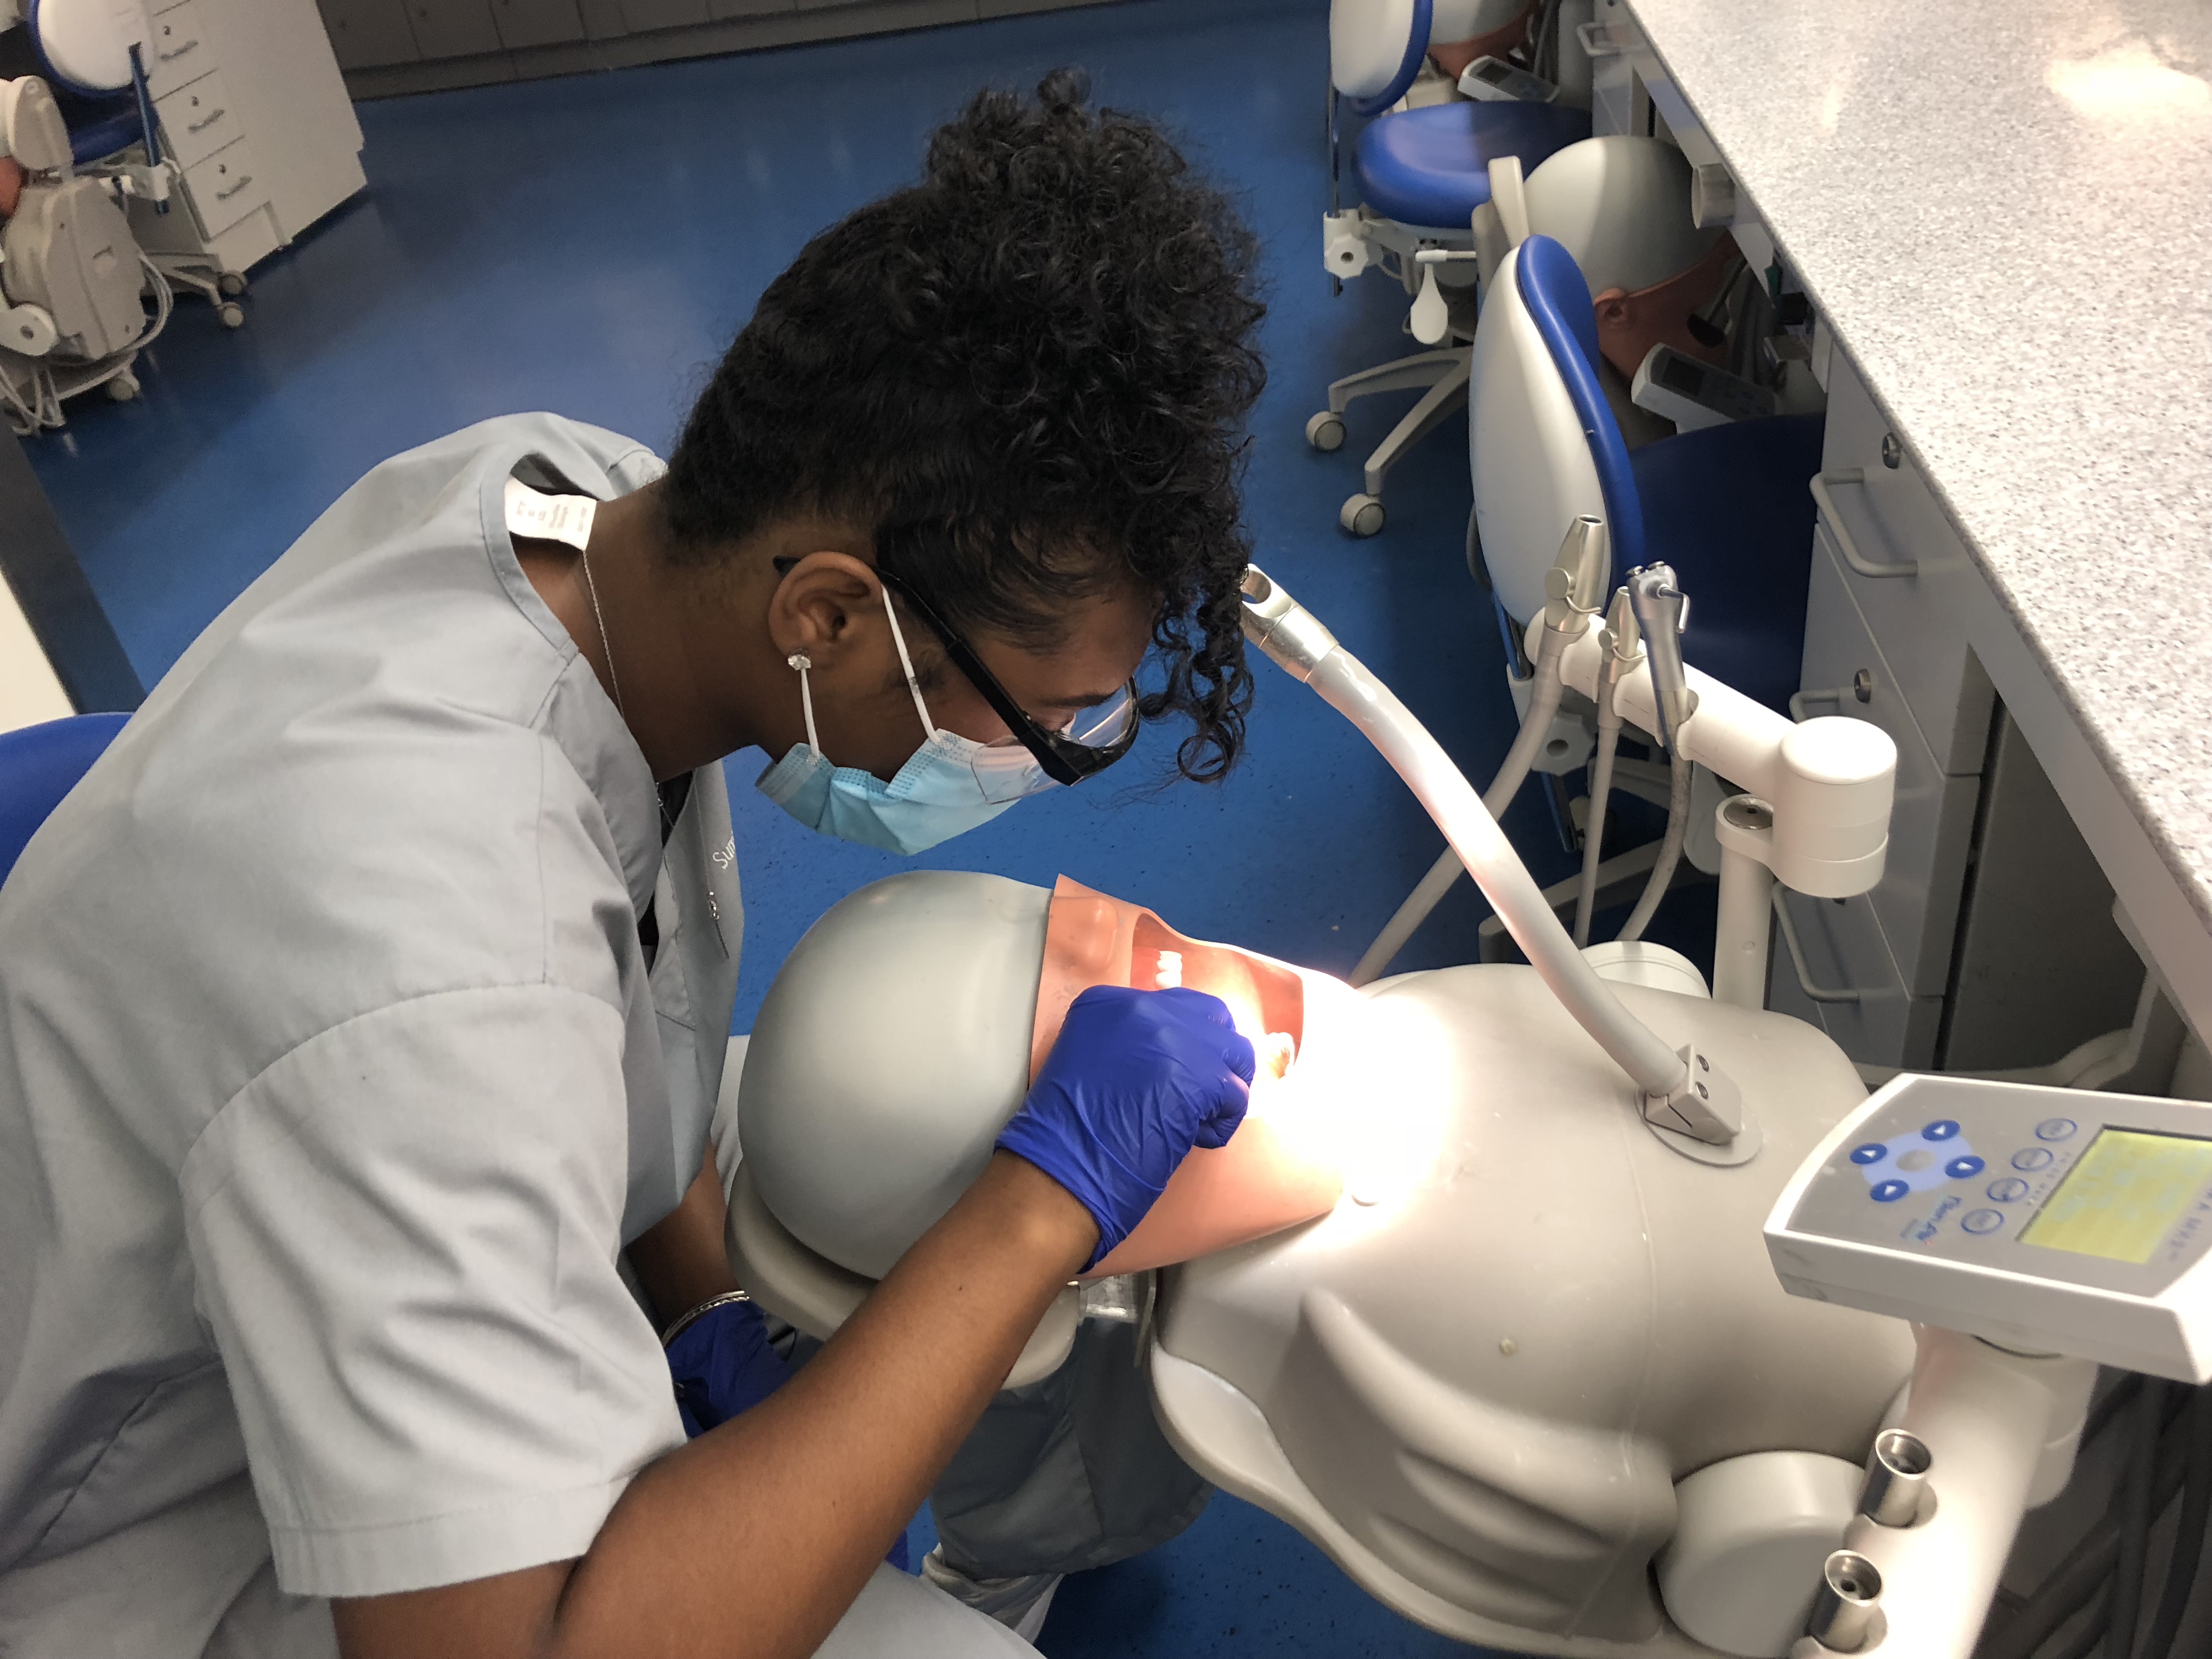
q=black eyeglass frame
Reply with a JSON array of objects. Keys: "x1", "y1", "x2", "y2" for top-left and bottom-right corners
[{"x1": 772, "y1": 557, "x2": 1141, "y2": 788}]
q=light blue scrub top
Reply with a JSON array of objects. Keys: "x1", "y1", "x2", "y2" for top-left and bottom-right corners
[{"x1": 0, "y1": 414, "x2": 743, "y2": 1655}]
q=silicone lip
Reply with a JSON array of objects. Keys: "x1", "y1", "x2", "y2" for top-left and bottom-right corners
[{"x1": 1034, "y1": 876, "x2": 1347, "y2": 1279}]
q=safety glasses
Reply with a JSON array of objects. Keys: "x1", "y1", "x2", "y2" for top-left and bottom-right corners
[
  {"x1": 873, "y1": 567, "x2": 1141, "y2": 789},
  {"x1": 771, "y1": 556, "x2": 1142, "y2": 789}
]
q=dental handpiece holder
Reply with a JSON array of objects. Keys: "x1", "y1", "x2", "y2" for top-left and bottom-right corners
[
  {"x1": 1532, "y1": 588, "x2": 1898, "y2": 1009},
  {"x1": 1242, "y1": 565, "x2": 1738, "y2": 1147}
]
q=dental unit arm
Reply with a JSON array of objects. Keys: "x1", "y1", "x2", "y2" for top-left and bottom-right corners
[
  {"x1": 1541, "y1": 579, "x2": 1897, "y2": 1009},
  {"x1": 1757, "y1": 1066, "x2": 2212, "y2": 1659},
  {"x1": 1242, "y1": 561, "x2": 1738, "y2": 1142}
]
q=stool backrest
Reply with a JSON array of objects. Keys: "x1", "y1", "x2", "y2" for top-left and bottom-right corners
[
  {"x1": 0, "y1": 712, "x2": 127, "y2": 888},
  {"x1": 1469, "y1": 235, "x2": 1643, "y2": 624}
]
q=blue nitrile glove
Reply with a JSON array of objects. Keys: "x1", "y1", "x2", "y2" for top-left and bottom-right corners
[
  {"x1": 665, "y1": 1293, "x2": 791, "y2": 1440},
  {"x1": 995, "y1": 985, "x2": 1256, "y2": 1270}
]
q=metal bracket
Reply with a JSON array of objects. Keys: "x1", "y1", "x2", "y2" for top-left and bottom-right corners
[{"x1": 1644, "y1": 1043, "x2": 1743, "y2": 1143}]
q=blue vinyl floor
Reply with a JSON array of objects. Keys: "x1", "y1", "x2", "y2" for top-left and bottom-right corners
[{"x1": 25, "y1": 1, "x2": 1705, "y2": 1650}]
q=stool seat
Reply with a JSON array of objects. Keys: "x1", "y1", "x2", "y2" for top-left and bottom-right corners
[
  {"x1": 1353, "y1": 100, "x2": 1592, "y2": 229},
  {"x1": 0, "y1": 713, "x2": 127, "y2": 884}
]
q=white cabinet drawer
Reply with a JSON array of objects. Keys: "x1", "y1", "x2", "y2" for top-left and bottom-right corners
[
  {"x1": 1801, "y1": 533, "x2": 1982, "y2": 995},
  {"x1": 1816, "y1": 353, "x2": 1996, "y2": 775},
  {"x1": 146, "y1": 3, "x2": 215, "y2": 99},
  {"x1": 156, "y1": 71, "x2": 241, "y2": 172},
  {"x1": 182, "y1": 137, "x2": 268, "y2": 240},
  {"x1": 1767, "y1": 887, "x2": 1942, "y2": 1069}
]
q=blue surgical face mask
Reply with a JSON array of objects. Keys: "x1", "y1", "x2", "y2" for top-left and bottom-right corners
[{"x1": 755, "y1": 588, "x2": 1057, "y2": 856}]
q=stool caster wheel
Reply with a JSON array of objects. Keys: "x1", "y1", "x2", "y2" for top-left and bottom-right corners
[
  {"x1": 106, "y1": 371, "x2": 140, "y2": 403},
  {"x1": 1305, "y1": 410, "x2": 1346, "y2": 452},
  {"x1": 218, "y1": 302, "x2": 246, "y2": 329},
  {"x1": 218, "y1": 272, "x2": 248, "y2": 298},
  {"x1": 1340, "y1": 493, "x2": 1385, "y2": 537}
]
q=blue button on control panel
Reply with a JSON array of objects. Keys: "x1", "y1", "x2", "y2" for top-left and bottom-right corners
[
  {"x1": 1870, "y1": 1180, "x2": 1911, "y2": 1203},
  {"x1": 2036, "y1": 1118, "x2": 2078, "y2": 1142},
  {"x1": 1850, "y1": 1143, "x2": 1888, "y2": 1166},
  {"x1": 1988, "y1": 1177, "x2": 2030, "y2": 1203},
  {"x1": 1962, "y1": 1209, "x2": 2006, "y2": 1235},
  {"x1": 1922, "y1": 1120, "x2": 1961, "y2": 1142},
  {"x1": 1945, "y1": 1155, "x2": 1985, "y2": 1180},
  {"x1": 2013, "y1": 1147, "x2": 2055, "y2": 1172}
]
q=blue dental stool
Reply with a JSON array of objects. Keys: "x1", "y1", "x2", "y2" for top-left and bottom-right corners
[
  {"x1": 1314, "y1": 0, "x2": 1590, "y2": 535},
  {"x1": 0, "y1": 713, "x2": 129, "y2": 887}
]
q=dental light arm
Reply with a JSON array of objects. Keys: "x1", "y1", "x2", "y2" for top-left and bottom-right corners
[{"x1": 1243, "y1": 565, "x2": 1702, "y2": 1113}]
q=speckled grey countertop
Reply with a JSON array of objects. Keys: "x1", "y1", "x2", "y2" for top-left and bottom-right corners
[{"x1": 1624, "y1": 0, "x2": 2212, "y2": 925}]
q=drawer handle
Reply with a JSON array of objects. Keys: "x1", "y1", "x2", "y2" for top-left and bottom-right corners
[
  {"x1": 1790, "y1": 669, "x2": 1874, "y2": 721},
  {"x1": 215, "y1": 173, "x2": 256, "y2": 201},
  {"x1": 159, "y1": 38, "x2": 201, "y2": 62},
  {"x1": 1772, "y1": 889, "x2": 1865, "y2": 1005},
  {"x1": 187, "y1": 107, "x2": 227, "y2": 134},
  {"x1": 1811, "y1": 469, "x2": 1920, "y2": 579}
]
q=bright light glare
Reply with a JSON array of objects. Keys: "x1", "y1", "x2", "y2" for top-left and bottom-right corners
[
  {"x1": 2047, "y1": 41, "x2": 2211, "y2": 120},
  {"x1": 1321, "y1": 992, "x2": 1457, "y2": 1211}
]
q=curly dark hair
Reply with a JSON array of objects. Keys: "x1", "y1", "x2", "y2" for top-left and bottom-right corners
[{"x1": 660, "y1": 68, "x2": 1266, "y2": 781}]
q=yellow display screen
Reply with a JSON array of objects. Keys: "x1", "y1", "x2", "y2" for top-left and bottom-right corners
[{"x1": 2021, "y1": 1130, "x2": 2212, "y2": 1264}]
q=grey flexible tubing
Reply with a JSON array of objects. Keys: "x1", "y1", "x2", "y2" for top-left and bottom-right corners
[
  {"x1": 1351, "y1": 625, "x2": 1570, "y2": 987},
  {"x1": 1573, "y1": 707, "x2": 1620, "y2": 949},
  {"x1": 2141, "y1": 1385, "x2": 2212, "y2": 1659},
  {"x1": 1981, "y1": 1385, "x2": 2192, "y2": 1659},
  {"x1": 1615, "y1": 748, "x2": 1690, "y2": 944},
  {"x1": 2110, "y1": 1380, "x2": 2164, "y2": 1659},
  {"x1": 1303, "y1": 647, "x2": 1686, "y2": 1096}
]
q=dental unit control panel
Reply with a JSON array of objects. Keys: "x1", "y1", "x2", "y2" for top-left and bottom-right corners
[
  {"x1": 1630, "y1": 343, "x2": 1777, "y2": 432},
  {"x1": 1768, "y1": 1073, "x2": 2212, "y2": 1382},
  {"x1": 1457, "y1": 55, "x2": 1558, "y2": 104}
]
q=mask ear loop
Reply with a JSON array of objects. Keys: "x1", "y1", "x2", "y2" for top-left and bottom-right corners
[
  {"x1": 878, "y1": 586, "x2": 937, "y2": 741},
  {"x1": 787, "y1": 653, "x2": 823, "y2": 755}
]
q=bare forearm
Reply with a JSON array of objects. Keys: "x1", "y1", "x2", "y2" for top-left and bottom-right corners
[
  {"x1": 335, "y1": 1154, "x2": 1093, "y2": 1659},
  {"x1": 551, "y1": 1153, "x2": 1091, "y2": 1657},
  {"x1": 628, "y1": 1150, "x2": 741, "y2": 1325}
]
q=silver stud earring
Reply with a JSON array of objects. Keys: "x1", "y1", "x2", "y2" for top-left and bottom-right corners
[{"x1": 786, "y1": 652, "x2": 811, "y2": 672}]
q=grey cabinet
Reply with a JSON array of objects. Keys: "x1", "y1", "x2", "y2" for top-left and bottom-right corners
[{"x1": 317, "y1": 0, "x2": 422, "y2": 68}]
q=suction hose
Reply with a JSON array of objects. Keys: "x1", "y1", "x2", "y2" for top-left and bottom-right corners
[
  {"x1": 1351, "y1": 515, "x2": 1611, "y2": 987},
  {"x1": 1352, "y1": 625, "x2": 1568, "y2": 985},
  {"x1": 1573, "y1": 718, "x2": 1619, "y2": 949},
  {"x1": 1244, "y1": 566, "x2": 1688, "y2": 1101}
]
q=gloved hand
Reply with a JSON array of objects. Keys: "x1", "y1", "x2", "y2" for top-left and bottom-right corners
[
  {"x1": 995, "y1": 985, "x2": 1256, "y2": 1270},
  {"x1": 663, "y1": 1294, "x2": 913, "y2": 1570},
  {"x1": 665, "y1": 1293, "x2": 791, "y2": 1440}
]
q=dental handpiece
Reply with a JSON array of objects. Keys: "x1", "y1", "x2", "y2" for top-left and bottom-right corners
[{"x1": 1625, "y1": 564, "x2": 1697, "y2": 754}]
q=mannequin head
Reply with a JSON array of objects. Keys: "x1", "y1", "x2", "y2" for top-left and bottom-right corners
[
  {"x1": 1425, "y1": 0, "x2": 1538, "y2": 80},
  {"x1": 1519, "y1": 137, "x2": 1740, "y2": 381},
  {"x1": 738, "y1": 871, "x2": 1348, "y2": 1282}
]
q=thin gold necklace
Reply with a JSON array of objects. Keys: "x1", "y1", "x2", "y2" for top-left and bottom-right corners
[{"x1": 577, "y1": 546, "x2": 627, "y2": 716}]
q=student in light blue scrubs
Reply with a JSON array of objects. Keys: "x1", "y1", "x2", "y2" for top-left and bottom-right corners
[{"x1": 0, "y1": 72, "x2": 1268, "y2": 1659}]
